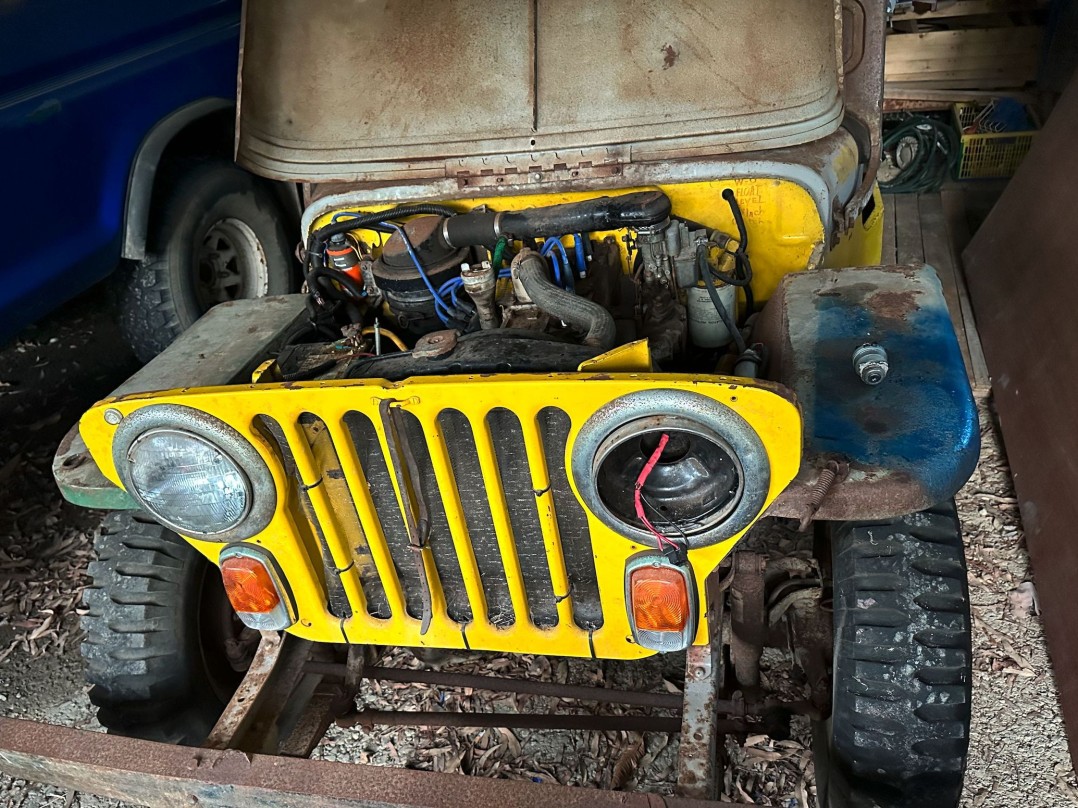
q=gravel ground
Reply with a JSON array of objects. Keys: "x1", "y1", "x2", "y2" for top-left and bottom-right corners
[{"x1": 1, "y1": 287, "x2": 1075, "y2": 807}]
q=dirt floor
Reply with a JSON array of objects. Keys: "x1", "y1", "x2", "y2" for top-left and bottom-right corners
[{"x1": 1, "y1": 285, "x2": 1076, "y2": 807}]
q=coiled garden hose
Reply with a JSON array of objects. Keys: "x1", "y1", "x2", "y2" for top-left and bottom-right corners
[{"x1": 881, "y1": 116, "x2": 960, "y2": 194}]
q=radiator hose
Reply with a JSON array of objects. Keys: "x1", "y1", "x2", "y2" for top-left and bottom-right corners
[
  {"x1": 513, "y1": 251, "x2": 616, "y2": 350},
  {"x1": 444, "y1": 191, "x2": 671, "y2": 247}
]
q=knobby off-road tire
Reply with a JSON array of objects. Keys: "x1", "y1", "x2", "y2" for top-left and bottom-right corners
[
  {"x1": 819, "y1": 501, "x2": 972, "y2": 808},
  {"x1": 80, "y1": 512, "x2": 246, "y2": 745},
  {"x1": 114, "y1": 159, "x2": 295, "y2": 362}
]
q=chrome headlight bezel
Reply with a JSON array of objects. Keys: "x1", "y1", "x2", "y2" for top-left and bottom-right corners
[
  {"x1": 112, "y1": 404, "x2": 276, "y2": 541},
  {"x1": 571, "y1": 389, "x2": 771, "y2": 549}
]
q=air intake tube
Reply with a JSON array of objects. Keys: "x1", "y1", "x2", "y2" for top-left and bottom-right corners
[
  {"x1": 443, "y1": 191, "x2": 671, "y2": 248},
  {"x1": 512, "y1": 251, "x2": 616, "y2": 350}
]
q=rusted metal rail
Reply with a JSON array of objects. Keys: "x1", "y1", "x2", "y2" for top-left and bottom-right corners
[
  {"x1": 338, "y1": 709, "x2": 686, "y2": 733},
  {"x1": 0, "y1": 565, "x2": 812, "y2": 806},
  {"x1": 0, "y1": 717, "x2": 739, "y2": 808},
  {"x1": 311, "y1": 661, "x2": 692, "y2": 710}
]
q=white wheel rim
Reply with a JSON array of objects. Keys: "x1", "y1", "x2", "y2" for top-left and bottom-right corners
[{"x1": 196, "y1": 217, "x2": 270, "y2": 309}]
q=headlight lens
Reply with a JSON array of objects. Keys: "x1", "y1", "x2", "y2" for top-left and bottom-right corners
[{"x1": 127, "y1": 429, "x2": 251, "y2": 535}]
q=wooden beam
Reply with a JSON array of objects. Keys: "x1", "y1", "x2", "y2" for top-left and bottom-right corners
[
  {"x1": 881, "y1": 194, "x2": 898, "y2": 265},
  {"x1": 940, "y1": 189, "x2": 991, "y2": 389},
  {"x1": 885, "y1": 77, "x2": 1032, "y2": 89},
  {"x1": 894, "y1": 194, "x2": 925, "y2": 265},
  {"x1": 892, "y1": 0, "x2": 1048, "y2": 21},
  {"x1": 918, "y1": 194, "x2": 976, "y2": 384},
  {"x1": 885, "y1": 26, "x2": 1043, "y2": 85},
  {"x1": 884, "y1": 85, "x2": 1037, "y2": 103}
]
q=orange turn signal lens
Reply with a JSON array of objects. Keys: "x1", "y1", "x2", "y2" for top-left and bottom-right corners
[
  {"x1": 221, "y1": 555, "x2": 281, "y2": 614},
  {"x1": 630, "y1": 565, "x2": 690, "y2": 633}
]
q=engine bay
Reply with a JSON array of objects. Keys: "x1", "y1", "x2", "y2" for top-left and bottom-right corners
[{"x1": 282, "y1": 189, "x2": 765, "y2": 383}]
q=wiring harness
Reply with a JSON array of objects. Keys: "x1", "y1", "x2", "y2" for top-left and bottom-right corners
[{"x1": 634, "y1": 432, "x2": 689, "y2": 565}]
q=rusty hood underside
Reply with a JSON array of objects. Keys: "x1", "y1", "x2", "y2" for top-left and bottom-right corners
[{"x1": 235, "y1": 0, "x2": 872, "y2": 186}]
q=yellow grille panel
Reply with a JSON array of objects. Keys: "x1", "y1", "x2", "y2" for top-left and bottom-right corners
[{"x1": 81, "y1": 373, "x2": 801, "y2": 660}]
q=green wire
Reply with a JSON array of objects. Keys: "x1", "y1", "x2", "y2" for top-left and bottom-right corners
[{"x1": 490, "y1": 237, "x2": 508, "y2": 270}]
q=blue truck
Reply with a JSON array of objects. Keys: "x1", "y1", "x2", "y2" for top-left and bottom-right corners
[{"x1": 0, "y1": 0, "x2": 296, "y2": 360}]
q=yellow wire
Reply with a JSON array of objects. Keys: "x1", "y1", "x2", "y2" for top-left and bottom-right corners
[{"x1": 361, "y1": 326, "x2": 408, "y2": 352}]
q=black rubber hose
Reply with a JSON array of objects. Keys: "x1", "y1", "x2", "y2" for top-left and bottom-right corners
[
  {"x1": 306, "y1": 266, "x2": 367, "y2": 304},
  {"x1": 514, "y1": 252, "x2": 616, "y2": 350},
  {"x1": 443, "y1": 191, "x2": 672, "y2": 247},
  {"x1": 698, "y1": 242, "x2": 751, "y2": 288},
  {"x1": 722, "y1": 188, "x2": 749, "y2": 251},
  {"x1": 698, "y1": 250, "x2": 747, "y2": 355},
  {"x1": 719, "y1": 189, "x2": 755, "y2": 320},
  {"x1": 442, "y1": 210, "x2": 499, "y2": 248}
]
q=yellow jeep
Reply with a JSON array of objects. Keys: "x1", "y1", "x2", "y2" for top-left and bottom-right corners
[{"x1": 55, "y1": 2, "x2": 978, "y2": 805}]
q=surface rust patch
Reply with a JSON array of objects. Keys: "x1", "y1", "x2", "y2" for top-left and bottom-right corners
[
  {"x1": 869, "y1": 290, "x2": 919, "y2": 323},
  {"x1": 661, "y1": 43, "x2": 679, "y2": 69}
]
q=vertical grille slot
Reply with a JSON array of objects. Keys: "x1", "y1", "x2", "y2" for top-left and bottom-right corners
[
  {"x1": 255, "y1": 414, "x2": 363, "y2": 619},
  {"x1": 301, "y1": 412, "x2": 393, "y2": 620},
  {"x1": 438, "y1": 409, "x2": 516, "y2": 627},
  {"x1": 399, "y1": 411, "x2": 472, "y2": 625},
  {"x1": 345, "y1": 411, "x2": 424, "y2": 620},
  {"x1": 539, "y1": 407, "x2": 603, "y2": 629},
  {"x1": 487, "y1": 408, "x2": 558, "y2": 628},
  {"x1": 262, "y1": 399, "x2": 604, "y2": 639}
]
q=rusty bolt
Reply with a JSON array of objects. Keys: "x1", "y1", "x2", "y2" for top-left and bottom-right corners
[
  {"x1": 693, "y1": 731, "x2": 704, "y2": 742},
  {"x1": 103, "y1": 408, "x2": 123, "y2": 425},
  {"x1": 853, "y1": 343, "x2": 889, "y2": 385},
  {"x1": 693, "y1": 666, "x2": 707, "y2": 679}
]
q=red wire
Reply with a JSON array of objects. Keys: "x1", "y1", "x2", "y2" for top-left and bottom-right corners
[{"x1": 634, "y1": 433, "x2": 675, "y2": 550}]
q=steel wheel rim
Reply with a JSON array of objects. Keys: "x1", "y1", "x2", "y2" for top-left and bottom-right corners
[{"x1": 196, "y1": 217, "x2": 270, "y2": 309}]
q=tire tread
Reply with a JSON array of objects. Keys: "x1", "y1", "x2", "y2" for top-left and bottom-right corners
[
  {"x1": 827, "y1": 501, "x2": 971, "y2": 808},
  {"x1": 80, "y1": 512, "x2": 228, "y2": 745}
]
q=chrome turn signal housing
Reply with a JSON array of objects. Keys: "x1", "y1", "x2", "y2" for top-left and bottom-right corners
[{"x1": 624, "y1": 553, "x2": 698, "y2": 652}]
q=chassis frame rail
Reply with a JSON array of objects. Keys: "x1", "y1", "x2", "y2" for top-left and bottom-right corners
[
  {"x1": 0, "y1": 556, "x2": 829, "y2": 806},
  {"x1": 0, "y1": 717, "x2": 738, "y2": 808}
]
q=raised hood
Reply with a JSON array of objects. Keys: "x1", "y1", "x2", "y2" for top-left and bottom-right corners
[{"x1": 237, "y1": 0, "x2": 866, "y2": 186}]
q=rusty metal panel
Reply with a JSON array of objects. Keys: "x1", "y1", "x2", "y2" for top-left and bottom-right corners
[
  {"x1": 237, "y1": 0, "x2": 844, "y2": 183},
  {"x1": 110, "y1": 294, "x2": 308, "y2": 397},
  {"x1": 237, "y1": 0, "x2": 534, "y2": 176},
  {"x1": 0, "y1": 717, "x2": 738, "y2": 807},
  {"x1": 962, "y1": 75, "x2": 1078, "y2": 770},
  {"x1": 534, "y1": 0, "x2": 841, "y2": 156},
  {"x1": 760, "y1": 264, "x2": 980, "y2": 521},
  {"x1": 838, "y1": 0, "x2": 886, "y2": 228}
]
